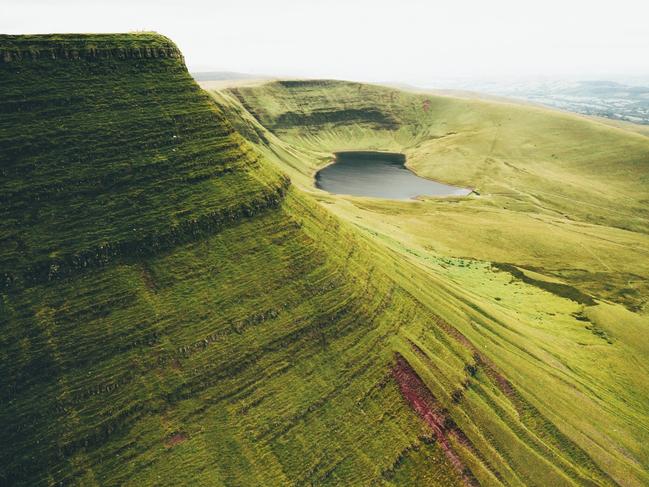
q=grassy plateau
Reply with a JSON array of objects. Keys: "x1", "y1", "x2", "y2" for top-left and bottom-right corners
[{"x1": 0, "y1": 33, "x2": 647, "y2": 486}]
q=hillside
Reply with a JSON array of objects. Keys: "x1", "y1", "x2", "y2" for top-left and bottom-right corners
[
  {"x1": 208, "y1": 80, "x2": 649, "y2": 484},
  {"x1": 214, "y1": 80, "x2": 649, "y2": 310},
  {"x1": 1, "y1": 34, "x2": 648, "y2": 486}
]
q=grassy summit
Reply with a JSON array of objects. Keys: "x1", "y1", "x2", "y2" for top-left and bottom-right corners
[{"x1": 1, "y1": 34, "x2": 648, "y2": 486}]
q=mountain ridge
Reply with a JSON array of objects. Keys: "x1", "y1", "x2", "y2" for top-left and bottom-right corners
[{"x1": 1, "y1": 33, "x2": 648, "y2": 486}]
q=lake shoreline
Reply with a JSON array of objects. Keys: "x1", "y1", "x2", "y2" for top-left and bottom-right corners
[{"x1": 314, "y1": 151, "x2": 473, "y2": 200}]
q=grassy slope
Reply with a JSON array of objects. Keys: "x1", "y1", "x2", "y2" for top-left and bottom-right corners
[
  {"x1": 2, "y1": 34, "x2": 648, "y2": 485},
  {"x1": 0, "y1": 33, "x2": 289, "y2": 287},
  {"x1": 205, "y1": 80, "x2": 649, "y2": 485},
  {"x1": 0, "y1": 34, "x2": 469, "y2": 486},
  {"x1": 214, "y1": 80, "x2": 649, "y2": 310},
  {"x1": 1, "y1": 34, "x2": 618, "y2": 487}
]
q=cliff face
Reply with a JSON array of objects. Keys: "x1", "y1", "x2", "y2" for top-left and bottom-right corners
[
  {"x1": 230, "y1": 80, "x2": 404, "y2": 133},
  {"x1": 0, "y1": 33, "x2": 184, "y2": 63},
  {"x1": 0, "y1": 33, "x2": 287, "y2": 289}
]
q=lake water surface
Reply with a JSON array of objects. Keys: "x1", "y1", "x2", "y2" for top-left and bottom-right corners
[{"x1": 315, "y1": 151, "x2": 471, "y2": 200}]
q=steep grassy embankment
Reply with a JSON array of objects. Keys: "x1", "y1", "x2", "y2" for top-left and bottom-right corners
[
  {"x1": 0, "y1": 34, "x2": 458, "y2": 486},
  {"x1": 0, "y1": 34, "x2": 288, "y2": 287}
]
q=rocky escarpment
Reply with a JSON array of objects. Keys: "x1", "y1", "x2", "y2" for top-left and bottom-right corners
[
  {"x1": 0, "y1": 33, "x2": 183, "y2": 63},
  {"x1": 0, "y1": 33, "x2": 288, "y2": 290}
]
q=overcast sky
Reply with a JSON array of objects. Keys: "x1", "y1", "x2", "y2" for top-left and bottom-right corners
[{"x1": 3, "y1": 0, "x2": 649, "y2": 84}]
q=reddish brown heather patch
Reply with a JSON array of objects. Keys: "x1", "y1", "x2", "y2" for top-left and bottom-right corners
[
  {"x1": 392, "y1": 354, "x2": 477, "y2": 486},
  {"x1": 164, "y1": 432, "x2": 188, "y2": 448},
  {"x1": 423, "y1": 99, "x2": 431, "y2": 112}
]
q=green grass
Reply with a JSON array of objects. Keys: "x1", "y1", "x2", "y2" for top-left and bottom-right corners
[
  {"x1": 0, "y1": 34, "x2": 469, "y2": 486},
  {"x1": 214, "y1": 79, "x2": 649, "y2": 311},
  {"x1": 1, "y1": 33, "x2": 648, "y2": 486},
  {"x1": 0, "y1": 33, "x2": 287, "y2": 287},
  {"x1": 205, "y1": 79, "x2": 649, "y2": 485}
]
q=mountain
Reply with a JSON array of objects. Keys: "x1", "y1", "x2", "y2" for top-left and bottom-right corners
[{"x1": 1, "y1": 33, "x2": 648, "y2": 486}]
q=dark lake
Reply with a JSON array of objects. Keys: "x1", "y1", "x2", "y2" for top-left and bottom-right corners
[{"x1": 315, "y1": 151, "x2": 471, "y2": 200}]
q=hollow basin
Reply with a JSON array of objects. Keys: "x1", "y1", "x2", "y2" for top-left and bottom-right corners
[{"x1": 314, "y1": 151, "x2": 471, "y2": 200}]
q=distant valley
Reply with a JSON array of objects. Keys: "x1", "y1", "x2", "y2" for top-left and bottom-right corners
[{"x1": 431, "y1": 78, "x2": 649, "y2": 125}]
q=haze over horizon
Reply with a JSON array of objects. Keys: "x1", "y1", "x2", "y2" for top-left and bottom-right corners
[{"x1": 3, "y1": 0, "x2": 649, "y2": 86}]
